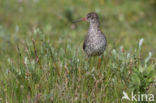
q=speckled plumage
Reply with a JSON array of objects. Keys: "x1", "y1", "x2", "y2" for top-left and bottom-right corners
[{"x1": 83, "y1": 12, "x2": 107, "y2": 57}]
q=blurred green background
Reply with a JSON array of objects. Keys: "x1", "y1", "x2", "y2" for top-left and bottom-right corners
[{"x1": 0, "y1": 0, "x2": 156, "y2": 59}]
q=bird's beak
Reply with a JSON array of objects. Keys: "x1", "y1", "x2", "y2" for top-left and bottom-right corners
[
  {"x1": 81, "y1": 17, "x2": 87, "y2": 21},
  {"x1": 72, "y1": 17, "x2": 87, "y2": 23}
]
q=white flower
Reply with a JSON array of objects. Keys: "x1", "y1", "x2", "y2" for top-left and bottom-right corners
[
  {"x1": 31, "y1": 60, "x2": 35, "y2": 65},
  {"x1": 16, "y1": 25, "x2": 19, "y2": 32},
  {"x1": 145, "y1": 52, "x2": 152, "y2": 63},
  {"x1": 139, "y1": 38, "x2": 144, "y2": 50},
  {"x1": 127, "y1": 53, "x2": 130, "y2": 58},
  {"x1": 24, "y1": 57, "x2": 28, "y2": 65},
  {"x1": 8, "y1": 58, "x2": 11, "y2": 64},
  {"x1": 120, "y1": 45, "x2": 123, "y2": 51},
  {"x1": 112, "y1": 49, "x2": 117, "y2": 54}
]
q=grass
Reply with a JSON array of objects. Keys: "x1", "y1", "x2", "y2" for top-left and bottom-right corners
[{"x1": 0, "y1": 0, "x2": 156, "y2": 102}]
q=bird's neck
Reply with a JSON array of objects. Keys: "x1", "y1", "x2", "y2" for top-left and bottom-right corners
[{"x1": 88, "y1": 22, "x2": 100, "y2": 35}]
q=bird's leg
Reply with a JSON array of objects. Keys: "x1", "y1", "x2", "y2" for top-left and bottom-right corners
[
  {"x1": 95, "y1": 56, "x2": 103, "y2": 92},
  {"x1": 97, "y1": 56, "x2": 102, "y2": 78}
]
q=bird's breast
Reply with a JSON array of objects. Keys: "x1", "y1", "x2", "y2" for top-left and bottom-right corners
[{"x1": 84, "y1": 32, "x2": 106, "y2": 56}]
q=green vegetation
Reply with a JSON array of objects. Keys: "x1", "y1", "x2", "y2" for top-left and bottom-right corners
[{"x1": 0, "y1": 0, "x2": 155, "y2": 102}]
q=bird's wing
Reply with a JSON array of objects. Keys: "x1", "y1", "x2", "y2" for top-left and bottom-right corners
[
  {"x1": 83, "y1": 35, "x2": 89, "y2": 50},
  {"x1": 83, "y1": 42, "x2": 86, "y2": 50},
  {"x1": 101, "y1": 32, "x2": 107, "y2": 47}
]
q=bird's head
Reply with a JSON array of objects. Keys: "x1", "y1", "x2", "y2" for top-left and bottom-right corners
[
  {"x1": 73, "y1": 12, "x2": 99, "y2": 23},
  {"x1": 86, "y1": 12, "x2": 99, "y2": 23}
]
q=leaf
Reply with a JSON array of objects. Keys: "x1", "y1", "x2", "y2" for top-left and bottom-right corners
[{"x1": 131, "y1": 73, "x2": 141, "y2": 87}]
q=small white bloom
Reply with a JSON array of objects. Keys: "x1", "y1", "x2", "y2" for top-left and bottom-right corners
[
  {"x1": 16, "y1": 25, "x2": 19, "y2": 32},
  {"x1": 127, "y1": 53, "x2": 130, "y2": 58},
  {"x1": 31, "y1": 60, "x2": 35, "y2": 65},
  {"x1": 112, "y1": 49, "x2": 117, "y2": 54},
  {"x1": 120, "y1": 45, "x2": 123, "y2": 52},
  {"x1": 145, "y1": 52, "x2": 152, "y2": 63},
  {"x1": 139, "y1": 38, "x2": 144, "y2": 50},
  {"x1": 18, "y1": 71, "x2": 21, "y2": 75},
  {"x1": 24, "y1": 57, "x2": 28, "y2": 65},
  {"x1": 77, "y1": 59, "x2": 80, "y2": 62},
  {"x1": 8, "y1": 58, "x2": 11, "y2": 64},
  {"x1": 33, "y1": 28, "x2": 40, "y2": 35}
]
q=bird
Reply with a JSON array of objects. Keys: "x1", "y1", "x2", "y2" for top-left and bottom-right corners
[{"x1": 73, "y1": 12, "x2": 107, "y2": 75}]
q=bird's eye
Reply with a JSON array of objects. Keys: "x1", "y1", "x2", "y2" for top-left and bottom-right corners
[{"x1": 87, "y1": 15, "x2": 91, "y2": 19}]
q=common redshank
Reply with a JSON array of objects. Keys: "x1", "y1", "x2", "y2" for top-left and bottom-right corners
[{"x1": 74, "y1": 12, "x2": 107, "y2": 74}]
